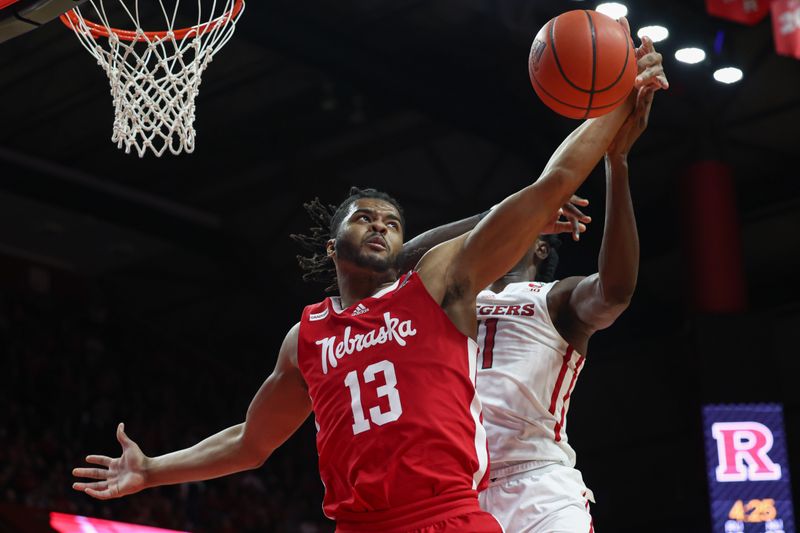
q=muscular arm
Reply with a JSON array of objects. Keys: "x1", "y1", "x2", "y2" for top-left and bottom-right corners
[
  {"x1": 145, "y1": 324, "x2": 311, "y2": 487},
  {"x1": 73, "y1": 324, "x2": 311, "y2": 499},
  {"x1": 550, "y1": 87, "x2": 656, "y2": 349},
  {"x1": 418, "y1": 36, "x2": 667, "y2": 317},
  {"x1": 417, "y1": 98, "x2": 635, "y2": 307},
  {"x1": 557, "y1": 154, "x2": 639, "y2": 335},
  {"x1": 399, "y1": 213, "x2": 486, "y2": 272}
]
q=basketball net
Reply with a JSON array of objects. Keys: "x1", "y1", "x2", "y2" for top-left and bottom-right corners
[{"x1": 61, "y1": 0, "x2": 244, "y2": 157}]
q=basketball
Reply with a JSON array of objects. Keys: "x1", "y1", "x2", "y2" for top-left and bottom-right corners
[{"x1": 528, "y1": 10, "x2": 637, "y2": 119}]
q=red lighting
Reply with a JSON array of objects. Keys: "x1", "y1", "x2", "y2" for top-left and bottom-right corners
[{"x1": 50, "y1": 512, "x2": 189, "y2": 533}]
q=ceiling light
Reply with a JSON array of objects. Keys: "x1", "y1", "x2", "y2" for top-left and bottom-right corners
[
  {"x1": 675, "y1": 47, "x2": 706, "y2": 64},
  {"x1": 713, "y1": 67, "x2": 743, "y2": 84},
  {"x1": 596, "y1": 3, "x2": 628, "y2": 19},
  {"x1": 637, "y1": 25, "x2": 669, "y2": 43}
]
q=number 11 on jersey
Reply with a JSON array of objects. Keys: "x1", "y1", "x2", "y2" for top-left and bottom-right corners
[{"x1": 344, "y1": 359, "x2": 403, "y2": 435}]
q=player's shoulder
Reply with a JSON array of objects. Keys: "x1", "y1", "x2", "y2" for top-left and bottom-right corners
[
  {"x1": 415, "y1": 233, "x2": 470, "y2": 305},
  {"x1": 485, "y1": 280, "x2": 560, "y2": 299},
  {"x1": 278, "y1": 322, "x2": 302, "y2": 368},
  {"x1": 546, "y1": 276, "x2": 584, "y2": 304},
  {"x1": 546, "y1": 276, "x2": 589, "y2": 333}
]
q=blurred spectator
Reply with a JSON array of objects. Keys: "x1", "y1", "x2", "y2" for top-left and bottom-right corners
[{"x1": 0, "y1": 283, "x2": 332, "y2": 532}]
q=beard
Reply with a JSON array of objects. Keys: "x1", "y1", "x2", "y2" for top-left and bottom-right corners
[{"x1": 335, "y1": 237, "x2": 398, "y2": 274}]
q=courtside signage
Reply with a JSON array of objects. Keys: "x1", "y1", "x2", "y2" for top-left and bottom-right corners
[
  {"x1": 703, "y1": 404, "x2": 795, "y2": 533},
  {"x1": 50, "y1": 512, "x2": 189, "y2": 533}
]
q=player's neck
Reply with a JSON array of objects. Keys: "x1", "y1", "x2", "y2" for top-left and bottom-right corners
[
  {"x1": 337, "y1": 269, "x2": 398, "y2": 309},
  {"x1": 488, "y1": 269, "x2": 535, "y2": 293}
]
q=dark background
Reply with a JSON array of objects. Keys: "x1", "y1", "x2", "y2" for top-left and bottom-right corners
[{"x1": 1, "y1": 0, "x2": 799, "y2": 531}]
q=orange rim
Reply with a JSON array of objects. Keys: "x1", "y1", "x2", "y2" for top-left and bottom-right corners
[{"x1": 59, "y1": 0, "x2": 243, "y2": 41}]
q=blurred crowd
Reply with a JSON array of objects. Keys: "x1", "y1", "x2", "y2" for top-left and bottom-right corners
[{"x1": 0, "y1": 282, "x2": 332, "y2": 533}]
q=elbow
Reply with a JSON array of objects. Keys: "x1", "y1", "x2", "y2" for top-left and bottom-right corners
[
  {"x1": 236, "y1": 426, "x2": 271, "y2": 470},
  {"x1": 534, "y1": 166, "x2": 580, "y2": 206},
  {"x1": 241, "y1": 443, "x2": 271, "y2": 471},
  {"x1": 601, "y1": 287, "x2": 633, "y2": 311}
]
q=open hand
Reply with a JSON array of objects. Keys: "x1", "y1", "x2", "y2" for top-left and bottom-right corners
[
  {"x1": 72, "y1": 423, "x2": 148, "y2": 500},
  {"x1": 541, "y1": 195, "x2": 592, "y2": 241}
]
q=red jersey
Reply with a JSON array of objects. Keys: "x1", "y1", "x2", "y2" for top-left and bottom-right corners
[{"x1": 297, "y1": 272, "x2": 490, "y2": 530}]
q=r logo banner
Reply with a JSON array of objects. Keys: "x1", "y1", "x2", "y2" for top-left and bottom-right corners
[
  {"x1": 703, "y1": 404, "x2": 796, "y2": 533},
  {"x1": 712, "y1": 421, "x2": 782, "y2": 482}
]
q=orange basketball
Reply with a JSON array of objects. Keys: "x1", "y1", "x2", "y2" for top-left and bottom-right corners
[{"x1": 529, "y1": 10, "x2": 636, "y2": 119}]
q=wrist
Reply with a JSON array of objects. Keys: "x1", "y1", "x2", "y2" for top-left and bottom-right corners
[
  {"x1": 605, "y1": 152, "x2": 629, "y2": 165},
  {"x1": 141, "y1": 455, "x2": 155, "y2": 488}
]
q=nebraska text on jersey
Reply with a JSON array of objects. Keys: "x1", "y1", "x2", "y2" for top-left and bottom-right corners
[{"x1": 316, "y1": 311, "x2": 417, "y2": 374}]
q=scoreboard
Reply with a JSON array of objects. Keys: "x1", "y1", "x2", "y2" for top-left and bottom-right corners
[{"x1": 703, "y1": 404, "x2": 796, "y2": 533}]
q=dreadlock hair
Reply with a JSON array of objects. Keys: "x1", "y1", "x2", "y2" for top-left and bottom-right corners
[
  {"x1": 535, "y1": 234, "x2": 562, "y2": 283},
  {"x1": 290, "y1": 186, "x2": 406, "y2": 293}
]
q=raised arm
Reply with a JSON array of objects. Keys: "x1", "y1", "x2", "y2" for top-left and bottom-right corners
[
  {"x1": 73, "y1": 323, "x2": 311, "y2": 500},
  {"x1": 418, "y1": 33, "x2": 666, "y2": 308},
  {"x1": 423, "y1": 97, "x2": 636, "y2": 301},
  {"x1": 555, "y1": 86, "x2": 654, "y2": 337}
]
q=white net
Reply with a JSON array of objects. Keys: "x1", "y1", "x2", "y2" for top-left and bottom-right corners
[{"x1": 62, "y1": 0, "x2": 244, "y2": 157}]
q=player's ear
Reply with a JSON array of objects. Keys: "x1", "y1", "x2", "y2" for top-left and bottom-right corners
[
  {"x1": 535, "y1": 239, "x2": 550, "y2": 262},
  {"x1": 326, "y1": 238, "x2": 336, "y2": 257}
]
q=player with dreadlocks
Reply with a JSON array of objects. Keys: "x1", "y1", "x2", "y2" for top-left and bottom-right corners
[
  {"x1": 72, "y1": 35, "x2": 666, "y2": 532},
  {"x1": 376, "y1": 79, "x2": 659, "y2": 532}
]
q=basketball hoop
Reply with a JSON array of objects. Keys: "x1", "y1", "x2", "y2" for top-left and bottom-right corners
[{"x1": 60, "y1": 0, "x2": 245, "y2": 157}]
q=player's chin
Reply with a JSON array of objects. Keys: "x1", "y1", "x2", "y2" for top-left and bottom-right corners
[{"x1": 359, "y1": 253, "x2": 396, "y2": 272}]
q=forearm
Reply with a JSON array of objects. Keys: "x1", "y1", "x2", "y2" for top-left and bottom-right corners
[
  {"x1": 401, "y1": 213, "x2": 486, "y2": 271},
  {"x1": 460, "y1": 99, "x2": 634, "y2": 291},
  {"x1": 144, "y1": 423, "x2": 261, "y2": 488},
  {"x1": 597, "y1": 154, "x2": 639, "y2": 303},
  {"x1": 541, "y1": 97, "x2": 634, "y2": 193}
]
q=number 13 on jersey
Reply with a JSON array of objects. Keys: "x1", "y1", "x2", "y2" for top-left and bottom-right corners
[{"x1": 344, "y1": 360, "x2": 403, "y2": 435}]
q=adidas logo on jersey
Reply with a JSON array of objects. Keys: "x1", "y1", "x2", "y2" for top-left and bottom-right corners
[{"x1": 352, "y1": 303, "x2": 369, "y2": 316}]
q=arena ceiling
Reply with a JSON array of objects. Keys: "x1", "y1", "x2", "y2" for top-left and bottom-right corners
[{"x1": 0, "y1": 0, "x2": 797, "y2": 336}]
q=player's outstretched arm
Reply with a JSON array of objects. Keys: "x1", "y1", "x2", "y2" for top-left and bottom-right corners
[
  {"x1": 553, "y1": 86, "x2": 655, "y2": 340},
  {"x1": 72, "y1": 324, "x2": 311, "y2": 500},
  {"x1": 423, "y1": 98, "x2": 635, "y2": 300},
  {"x1": 418, "y1": 33, "x2": 666, "y2": 304},
  {"x1": 399, "y1": 197, "x2": 590, "y2": 272}
]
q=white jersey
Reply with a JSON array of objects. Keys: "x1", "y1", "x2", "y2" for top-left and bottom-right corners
[{"x1": 476, "y1": 280, "x2": 586, "y2": 468}]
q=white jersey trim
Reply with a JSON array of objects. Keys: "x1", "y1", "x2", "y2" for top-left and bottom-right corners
[
  {"x1": 467, "y1": 337, "x2": 488, "y2": 490},
  {"x1": 329, "y1": 278, "x2": 401, "y2": 314}
]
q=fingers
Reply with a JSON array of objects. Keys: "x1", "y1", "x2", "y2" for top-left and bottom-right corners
[
  {"x1": 85, "y1": 487, "x2": 116, "y2": 500},
  {"x1": 618, "y1": 17, "x2": 631, "y2": 37},
  {"x1": 569, "y1": 194, "x2": 589, "y2": 207},
  {"x1": 73, "y1": 481, "x2": 109, "y2": 492},
  {"x1": 553, "y1": 221, "x2": 587, "y2": 237},
  {"x1": 117, "y1": 422, "x2": 133, "y2": 448},
  {"x1": 635, "y1": 44, "x2": 669, "y2": 90},
  {"x1": 85, "y1": 455, "x2": 112, "y2": 467},
  {"x1": 635, "y1": 36, "x2": 652, "y2": 60},
  {"x1": 636, "y1": 67, "x2": 669, "y2": 90},
  {"x1": 73, "y1": 467, "x2": 109, "y2": 480},
  {"x1": 637, "y1": 51, "x2": 662, "y2": 69},
  {"x1": 563, "y1": 203, "x2": 592, "y2": 223},
  {"x1": 571, "y1": 218, "x2": 581, "y2": 242}
]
